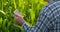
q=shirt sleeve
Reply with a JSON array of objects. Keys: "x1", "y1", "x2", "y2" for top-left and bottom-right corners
[
  {"x1": 22, "y1": 1, "x2": 60, "y2": 32},
  {"x1": 22, "y1": 6, "x2": 51, "y2": 32}
]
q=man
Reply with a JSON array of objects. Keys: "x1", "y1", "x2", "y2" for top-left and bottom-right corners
[{"x1": 14, "y1": 0, "x2": 60, "y2": 32}]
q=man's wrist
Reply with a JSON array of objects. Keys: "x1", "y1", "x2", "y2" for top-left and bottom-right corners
[{"x1": 22, "y1": 21, "x2": 26, "y2": 26}]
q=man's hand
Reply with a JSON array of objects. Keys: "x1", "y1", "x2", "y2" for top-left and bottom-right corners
[{"x1": 14, "y1": 14, "x2": 24, "y2": 25}]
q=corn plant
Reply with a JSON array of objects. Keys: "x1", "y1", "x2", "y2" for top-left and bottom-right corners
[{"x1": 0, "y1": 0, "x2": 47, "y2": 32}]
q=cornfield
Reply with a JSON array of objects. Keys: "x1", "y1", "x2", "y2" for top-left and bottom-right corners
[{"x1": 0, "y1": 0, "x2": 47, "y2": 32}]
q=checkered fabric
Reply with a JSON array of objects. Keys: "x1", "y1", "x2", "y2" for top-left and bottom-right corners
[{"x1": 22, "y1": 0, "x2": 60, "y2": 32}]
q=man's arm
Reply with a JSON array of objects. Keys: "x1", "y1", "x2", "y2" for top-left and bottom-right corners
[
  {"x1": 22, "y1": 1, "x2": 60, "y2": 32},
  {"x1": 14, "y1": 1, "x2": 60, "y2": 32}
]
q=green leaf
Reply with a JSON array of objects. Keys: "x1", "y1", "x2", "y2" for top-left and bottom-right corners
[
  {"x1": 0, "y1": 10, "x2": 6, "y2": 15},
  {"x1": 0, "y1": 17, "x2": 2, "y2": 28}
]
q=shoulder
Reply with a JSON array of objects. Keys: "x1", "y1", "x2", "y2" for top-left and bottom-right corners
[
  {"x1": 40, "y1": 1, "x2": 60, "y2": 17},
  {"x1": 43, "y1": 1, "x2": 60, "y2": 10},
  {"x1": 41, "y1": 1, "x2": 60, "y2": 13},
  {"x1": 46, "y1": 1, "x2": 60, "y2": 10}
]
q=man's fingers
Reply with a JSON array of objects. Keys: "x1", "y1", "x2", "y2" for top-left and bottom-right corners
[
  {"x1": 14, "y1": 13, "x2": 19, "y2": 17},
  {"x1": 14, "y1": 15, "x2": 19, "y2": 19},
  {"x1": 14, "y1": 13, "x2": 23, "y2": 18}
]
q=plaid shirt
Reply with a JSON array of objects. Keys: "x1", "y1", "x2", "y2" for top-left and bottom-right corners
[{"x1": 22, "y1": 0, "x2": 60, "y2": 32}]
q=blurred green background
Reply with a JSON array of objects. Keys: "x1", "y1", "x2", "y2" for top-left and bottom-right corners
[{"x1": 0, "y1": 0, "x2": 47, "y2": 32}]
